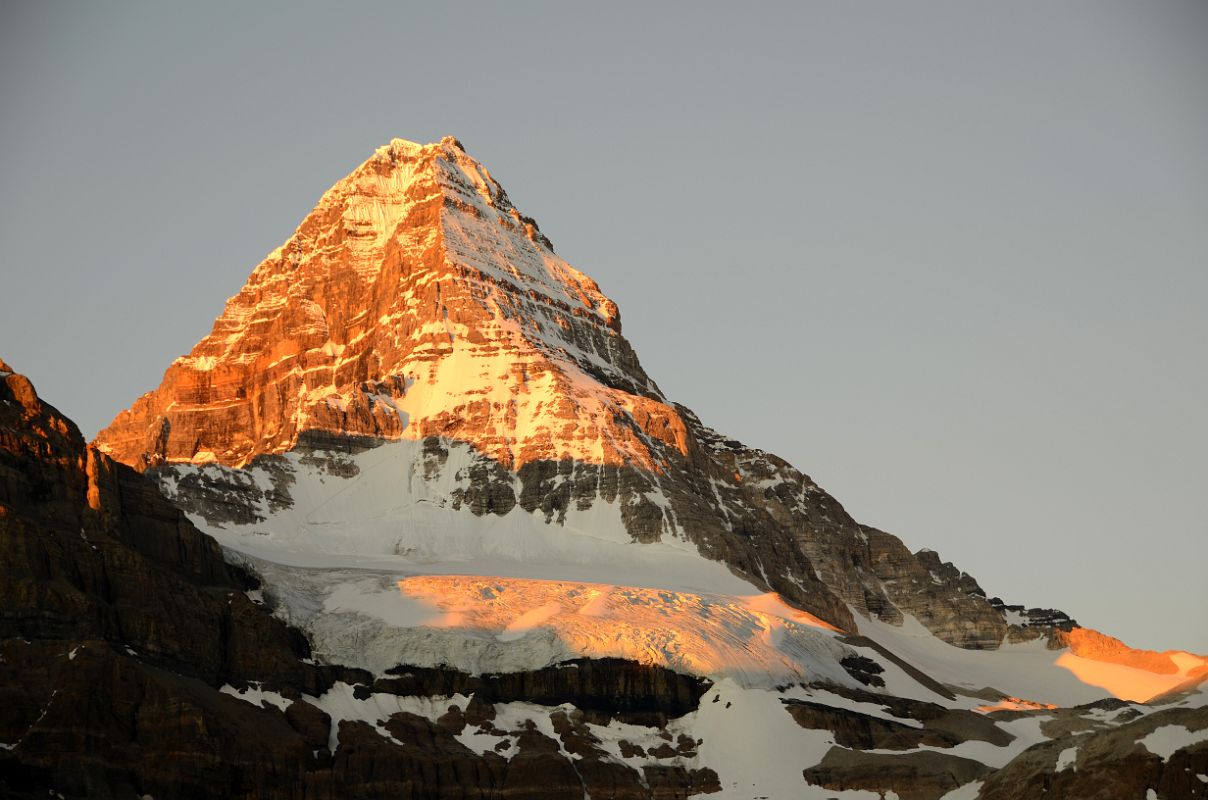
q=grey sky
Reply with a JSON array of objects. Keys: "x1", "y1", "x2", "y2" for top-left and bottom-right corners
[{"x1": 2, "y1": 1, "x2": 1205, "y2": 652}]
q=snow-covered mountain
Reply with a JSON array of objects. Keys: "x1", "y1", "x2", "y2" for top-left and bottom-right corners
[
  {"x1": 72, "y1": 137, "x2": 1208, "y2": 798},
  {"x1": 93, "y1": 136, "x2": 999, "y2": 646}
]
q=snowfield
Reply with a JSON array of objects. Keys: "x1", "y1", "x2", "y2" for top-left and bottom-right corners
[
  {"x1": 160, "y1": 438, "x2": 1201, "y2": 706},
  {"x1": 158, "y1": 437, "x2": 1206, "y2": 799}
]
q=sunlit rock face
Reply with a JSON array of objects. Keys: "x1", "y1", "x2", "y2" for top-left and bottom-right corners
[
  {"x1": 95, "y1": 137, "x2": 680, "y2": 473},
  {"x1": 93, "y1": 139, "x2": 1035, "y2": 649}
]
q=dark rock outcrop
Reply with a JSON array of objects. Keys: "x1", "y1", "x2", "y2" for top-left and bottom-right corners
[
  {"x1": 783, "y1": 689, "x2": 1011, "y2": 751},
  {"x1": 0, "y1": 358, "x2": 314, "y2": 692},
  {"x1": 802, "y1": 747, "x2": 993, "y2": 800},
  {"x1": 785, "y1": 682, "x2": 1012, "y2": 755},
  {"x1": 376, "y1": 658, "x2": 711, "y2": 724},
  {"x1": 978, "y1": 703, "x2": 1208, "y2": 800},
  {"x1": 0, "y1": 359, "x2": 722, "y2": 799}
]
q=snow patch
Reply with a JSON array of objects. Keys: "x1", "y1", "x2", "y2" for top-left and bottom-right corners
[
  {"x1": 1139, "y1": 724, "x2": 1208, "y2": 761},
  {"x1": 938, "y1": 782, "x2": 984, "y2": 800},
  {"x1": 1003, "y1": 609, "x2": 1029, "y2": 627},
  {"x1": 858, "y1": 612, "x2": 1176, "y2": 706},
  {"x1": 220, "y1": 683, "x2": 292, "y2": 713}
]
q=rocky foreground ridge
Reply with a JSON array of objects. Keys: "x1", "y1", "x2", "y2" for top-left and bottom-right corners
[
  {"x1": 0, "y1": 359, "x2": 724, "y2": 798},
  {"x1": 5, "y1": 357, "x2": 1208, "y2": 798}
]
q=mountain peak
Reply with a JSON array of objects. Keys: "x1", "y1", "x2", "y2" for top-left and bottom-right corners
[
  {"x1": 368, "y1": 136, "x2": 465, "y2": 168},
  {"x1": 374, "y1": 134, "x2": 465, "y2": 153},
  {"x1": 87, "y1": 137, "x2": 1207, "y2": 691},
  {"x1": 93, "y1": 138, "x2": 676, "y2": 472}
]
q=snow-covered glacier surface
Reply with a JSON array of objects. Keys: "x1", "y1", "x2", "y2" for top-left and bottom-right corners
[
  {"x1": 156, "y1": 439, "x2": 935, "y2": 694},
  {"x1": 157, "y1": 437, "x2": 1205, "y2": 708},
  {"x1": 152, "y1": 436, "x2": 1208, "y2": 800}
]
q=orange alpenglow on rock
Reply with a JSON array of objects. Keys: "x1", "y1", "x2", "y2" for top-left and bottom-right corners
[
  {"x1": 87, "y1": 138, "x2": 1207, "y2": 702},
  {"x1": 94, "y1": 137, "x2": 687, "y2": 472},
  {"x1": 1052, "y1": 627, "x2": 1208, "y2": 702},
  {"x1": 395, "y1": 575, "x2": 844, "y2": 682}
]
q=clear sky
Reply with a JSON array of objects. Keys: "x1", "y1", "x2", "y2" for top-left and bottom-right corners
[{"x1": 2, "y1": 1, "x2": 1205, "y2": 652}]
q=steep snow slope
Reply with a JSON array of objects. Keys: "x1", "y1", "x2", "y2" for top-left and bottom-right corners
[
  {"x1": 154, "y1": 437, "x2": 1206, "y2": 710},
  {"x1": 154, "y1": 440, "x2": 917, "y2": 693}
]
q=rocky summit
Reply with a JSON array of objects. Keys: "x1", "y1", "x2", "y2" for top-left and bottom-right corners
[{"x1": 5, "y1": 139, "x2": 1207, "y2": 799}]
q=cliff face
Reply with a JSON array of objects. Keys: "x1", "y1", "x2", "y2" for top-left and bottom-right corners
[{"x1": 0, "y1": 355, "x2": 286, "y2": 669}]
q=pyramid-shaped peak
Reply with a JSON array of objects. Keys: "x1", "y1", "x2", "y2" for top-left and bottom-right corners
[
  {"x1": 94, "y1": 138, "x2": 673, "y2": 471},
  {"x1": 343, "y1": 135, "x2": 530, "y2": 245}
]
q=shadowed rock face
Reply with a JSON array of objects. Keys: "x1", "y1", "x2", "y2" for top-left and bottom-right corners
[
  {"x1": 375, "y1": 658, "x2": 711, "y2": 723},
  {"x1": 1, "y1": 360, "x2": 727, "y2": 799},
  {"x1": 784, "y1": 685, "x2": 1012, "y2": 751},
  {"x1": 977, "y1": 702, "x2": 1208, "y2": 800},
  {"x1": 0, "y1": 357, "x2": 315, "y2": 690},
  {"x1": 803, "y1": 748, "x2": 993, "y2": 800}
]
